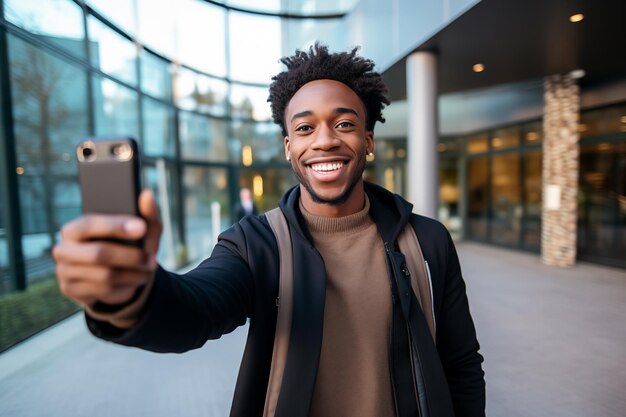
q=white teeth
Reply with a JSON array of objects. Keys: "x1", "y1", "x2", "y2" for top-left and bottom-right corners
[{"x1": 310, "y1": 162, "x2": 344, "y2": 172}]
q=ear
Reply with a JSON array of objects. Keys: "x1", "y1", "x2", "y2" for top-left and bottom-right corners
[
  {"x1": 284, "y1": 136, "x2": 291, "y2": 161},
  {"x1": 365, "y1": 131, "x2": 374, "y2": 155}
]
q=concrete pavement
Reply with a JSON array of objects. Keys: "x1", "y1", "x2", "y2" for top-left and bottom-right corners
[{"x1": 1, "y1": 242, "x2": 625, "y2": 417}]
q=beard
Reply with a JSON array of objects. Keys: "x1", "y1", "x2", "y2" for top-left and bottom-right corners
[{"x1": 292, "y1": 156, "x2": 366, "y2": 206}]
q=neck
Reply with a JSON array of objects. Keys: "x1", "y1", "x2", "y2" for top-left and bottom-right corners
[{"x1": 299, "y1": 182, "x2": 366, "y2": 217}]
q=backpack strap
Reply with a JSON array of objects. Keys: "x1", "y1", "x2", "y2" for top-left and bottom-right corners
[
  {"x1": 263, "y1": 208, "x2": 293, "y2": 417},
  {"x1": 398, "y1": 223, "x2": 436, "y2": 341}
]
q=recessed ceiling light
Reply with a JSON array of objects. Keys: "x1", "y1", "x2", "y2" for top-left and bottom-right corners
[
  {"x1": 569, "y1": 13, "x2": 584, "y2": 23},
  {"x1": 472, "y1": 63, "x2": 485, "y2": 73}
]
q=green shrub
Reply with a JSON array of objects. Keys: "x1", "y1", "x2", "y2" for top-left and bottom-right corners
[{"x1": 0, "y1": 277, "x2": 80, "y2": 352}]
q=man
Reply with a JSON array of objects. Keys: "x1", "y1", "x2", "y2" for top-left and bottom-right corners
[
  {"x1": 53, "y1": 43, "x2": 485, "y2": 417},
  {"x1": 233, "y1": 187, "x2": 258, "y2": 220}
]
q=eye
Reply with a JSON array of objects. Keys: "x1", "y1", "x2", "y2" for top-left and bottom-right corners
[
  {"x1": 295, "y1": 124, "x2": 313, "y2": 132},
  {"x1": 336, "y1": 121, "x2": 355, "y2": 129}
]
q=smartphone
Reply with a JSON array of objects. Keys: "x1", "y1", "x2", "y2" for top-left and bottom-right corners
[{"x1": 76, "y1": 137, "x2": 143, "y2": 246}]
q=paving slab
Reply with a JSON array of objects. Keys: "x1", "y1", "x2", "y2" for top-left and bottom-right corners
[{"x1": 0, "y1": 242, "x2": 624, "y2": 417}]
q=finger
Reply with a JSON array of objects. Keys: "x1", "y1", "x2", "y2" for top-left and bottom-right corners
[
  {"x1": 53, "y1": 241, "x2": 149, "y2": 269},
  {"x1": 56, "y1": 264, "x2": 149, "y2": 303},
  {"x1": 61, "y1": 214, "x2": 147, "y2": 243},
  {"x1": 138, "y1": 189, "x2": 163, "y2": 260}
]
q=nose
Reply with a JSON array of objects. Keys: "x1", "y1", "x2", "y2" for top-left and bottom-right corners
[{"x1": 311, "y1": 124, "x2": 340, "y2": 151}]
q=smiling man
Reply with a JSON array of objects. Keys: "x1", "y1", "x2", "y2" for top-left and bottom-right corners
[{"x1": 53, "y1": 43, "x2": 485, "y2": 417}]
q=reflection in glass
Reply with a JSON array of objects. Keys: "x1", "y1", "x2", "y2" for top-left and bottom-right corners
[
  {"x1": 230, "y1": 83, "x2": 273, "y2": 121},
  {"x1": 439, "y1": 158, "x2": 460, "y2": 237},
  {"x1": 578, "y1": 142, "x2": 626, "y2": 266},
  {"x1": 92, "y1": 76, "x2": 140, "y2": 139},
  {"x1": 179, "y1": 112, "x2": 228, "y2": 162},
  {"x1": 579, "y1": 103, "x2": 626, "y2": 138},
  {"x1": 8, "y1": 35, "x2": 88, "y2": 283},
  {"x1": 141, "y1": 51, "x2": 172, "y2": 100},
  {"x1": 490, "y1": 153, "x2": 521, "y2": 245},
  {"x1": 86, "y1": 0, "x2": 137, "y2": 35},
  {"x1": 467, "y1": 158, "x2": 488, "y2": 239},
  {"x1": 467, "y1": 133, "x2": 488, "y2": 154},
  {"x1": 229, "y1": 12, "x2": 281, "y2": 84},
  {"x1": 523, "y1": 121, "x2": 543, "y2": 144},
  {"x1": 176, "y1": 0, "x2": 226, "y2": 76},
  {"x1": 0, "y1": 164, "x2": 7, "y2": 292},
  {"x1": 231, "y1": 120, "x2": 283, "y2": 164},
  {"x1": 144, "y1": 163, "x2": 181, "y2": 269},
  {"x1": 491, "y1": 127, "x2": 520, "y2": 149},
  {"x1": 522, "y1": 152, "x2": 542, "y2": 250},
  {"x1": 4, "y1": 0, "x2": 85, "y2": 59},
  {"x1": 175, "y1": 67, "x2": 228, "y2": 116},
  {"x1": 136, "y1": 0, "x2": 177, "y2": 59},
  {"x1": 142, "y1": 98, "x2": 176, "y2": 157},
  {"x1": 225, "y1": 0, "x2": 359, "y2": 15},
  {"x1": 238, "y1": 168, "x2": 296, "y2": 213},
  {"x1": 88, "y1": 16, "x2": 138, "y2": 86},
  {"x1": 184, "y1": 166, "x2": 230, "y2": 262}
]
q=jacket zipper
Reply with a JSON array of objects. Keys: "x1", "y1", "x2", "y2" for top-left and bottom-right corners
[{"x1": 385, "y1": 242, "x2": 422, "y2": 417}]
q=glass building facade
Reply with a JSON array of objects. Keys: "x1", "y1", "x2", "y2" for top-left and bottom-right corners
[{"x1": 1, "y1": 0, "x2": 624, "y2": 351}]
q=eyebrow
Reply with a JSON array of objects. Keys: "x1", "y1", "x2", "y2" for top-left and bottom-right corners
[{"x1": 290, "y1": 107, "x2": 359, "y2": 123}]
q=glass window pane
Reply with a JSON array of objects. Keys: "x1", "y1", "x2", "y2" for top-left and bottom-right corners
[
  {"x1": 85, "y1": 0, "x2": 137, "y2": 36},
  {"x1": 468, "y1": 157, "x2": 488, "y2": 239},
  {"x1": 136, "y1": 0, "x2": 176, "y2": 59},
  {"x1": 578, "y1": 142, "x2": 626, "y2": 264},
  {"x1": 0, "y1": 158, "x2": 7, "y2": 293},
  {"x1": 179, "y1": 112, "x2": 229, "y2": 162},
  {"x1": 88, "y1": 16, "x2": 138, "y2": 86},
  {"x1": 143, "y1": 162, "x2": 181, "y2": 270},
  {"x1": 579, "y1": 103, "x2": 626, "y2": 138},
  {"x1": 142, "y1": 98, "x2": 176, "y2": 157},
  {"x1": 8, "y1": 35, "x2": 88, "y2": 283},
  {"x1": 230, "y1": 83, "x2": 272, "y2": 121},
  {"x1": 184, "y1": 166, "x2": 231, "y2": 262},
  {"x1": 523, "y1": 121, "x2": 543, "y2": 144},
  {"x1": 490, "y1": 153, "x2": 521, "y2": 245},
  {"x1": 228, "y1": 12, "x2": 281, "y2": 84},
  {"x1": 232, "y1": 121, "x2": 283, "y2": 164},
  {"x1": 467, "y1": 133, "x2": 488, "y2": 154},
  {"x1": 141, "y1": 51, "x2": 172, "y2": 100},
  {"x1": 238, "y1": 168, "x2": 296, "y2": 214},
  {"x1": 439, "y1": 158, "x2": 461, "y2": 238},
  {"x1": 491, "y1": 126, "x2": 520, "y2": 149},
  {"x1": 176, "y1": 0, "x2": 226, "y2": 76},
  {"x1": 4, "y1": 0, "x2": 85, "y2": 59},
  {"x1": 522, "y1": 151, "x2": 542, "y2": 250},
  {"x1": 92, "y1": 75, "x2": 140, "y2": 139},
  {"x1": 175, "y1": 67, "x2": 228, "y2": 116}
]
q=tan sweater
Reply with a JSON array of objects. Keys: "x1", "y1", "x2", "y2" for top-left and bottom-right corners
[{"x1": 301, "y1": 198, "x2": 395, "y2": 417}]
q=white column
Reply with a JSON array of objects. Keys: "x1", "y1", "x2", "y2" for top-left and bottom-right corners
[{"x1": 406, "y1": 51, "x2": 438, "y2": 218}]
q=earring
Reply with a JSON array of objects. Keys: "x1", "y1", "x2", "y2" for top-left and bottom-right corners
[
  {"x1": 367, "y1": 150, "x2": 374, "y2": 157},
  {"x1": 286, "y1": 154, "x2": 291, "y2": 161}
]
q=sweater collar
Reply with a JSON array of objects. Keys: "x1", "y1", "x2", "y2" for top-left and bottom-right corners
[{"x1": 278, "y1": 182, "x2": 414, "y2": 245}]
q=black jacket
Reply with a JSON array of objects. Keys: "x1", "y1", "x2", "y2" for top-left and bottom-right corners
[{"x1": 88, "y1": 182, "x2": 485, "y2": 417}]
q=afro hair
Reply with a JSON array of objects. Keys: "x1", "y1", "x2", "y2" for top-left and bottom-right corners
[{"x1": 268, "y1": 42, "x2": 390, "y2": 137}]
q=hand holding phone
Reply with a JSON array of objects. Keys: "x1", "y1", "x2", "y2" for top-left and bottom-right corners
[{"x1": 52, "y1": 138, "x2": 163, "y2": 310}]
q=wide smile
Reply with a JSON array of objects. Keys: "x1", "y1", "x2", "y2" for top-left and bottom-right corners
[
  {"x1": 306, "y1": 159, "x2": 349, "y2": 181},
  {"x1": 309, "y1": 161, "x2": 345, "y2": 174}
]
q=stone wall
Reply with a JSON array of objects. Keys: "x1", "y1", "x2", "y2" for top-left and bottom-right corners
[{"x1": 541, "y1": 74, "x2": 580, "y2": 267}]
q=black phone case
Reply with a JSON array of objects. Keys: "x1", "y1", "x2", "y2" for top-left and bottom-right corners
[{"x1": 76, "y1": 137, "x2": 142, "y2": 246}]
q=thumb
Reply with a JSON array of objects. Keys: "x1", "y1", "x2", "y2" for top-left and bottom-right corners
[{"x1": 139, "y1": 189, "x2": 162, "y2": 260}]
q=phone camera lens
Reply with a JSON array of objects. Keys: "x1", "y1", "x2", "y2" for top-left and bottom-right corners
[{"x1": 77, "y1": 141, "x2": 96, "y2": 161}]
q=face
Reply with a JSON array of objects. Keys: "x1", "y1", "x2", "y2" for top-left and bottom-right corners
[{"x1": 284, "y1": 79, "x2": 374, "y2": 216}]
